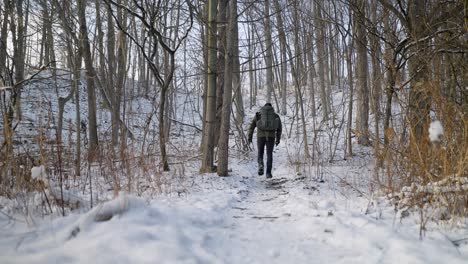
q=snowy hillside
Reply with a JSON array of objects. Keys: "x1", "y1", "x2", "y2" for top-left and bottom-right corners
[
  {"x1": 1, "y1": 155, "x2": 467, "y2": 263},
  {"x1": 1, "y1": 83, "x2": 467, "y2": 263},
  {"x1": 1, "y1": 70, "x2": 467, "y2": 263},
  {"x1": 1, "y1": 0, "x2": 467, "y2": 262}
]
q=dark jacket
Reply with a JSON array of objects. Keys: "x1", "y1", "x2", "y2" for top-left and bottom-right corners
[{"x1": 248, "y1": 105, "x2": 282, "y2": 141}]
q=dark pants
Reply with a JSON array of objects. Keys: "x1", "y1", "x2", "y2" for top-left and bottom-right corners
[{"x1": 257, "y1": 137, "x2": 275, "y2": 173}]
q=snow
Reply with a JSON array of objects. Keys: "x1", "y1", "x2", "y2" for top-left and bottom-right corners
[
  {"x1": 1, "y1": 72, "x2": 466, "y2": 264},
  {"x1": 429, "y1": 120, "x2": 444, "y2": 142},
  {"x1": 1, "y1": 158, "x2": 467, "y2": 263},
  {"x1": 31, "y1": 165, "x2": 47, "y2": 180}
]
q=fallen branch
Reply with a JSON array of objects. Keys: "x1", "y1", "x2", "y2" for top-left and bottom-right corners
[{"x1": 169, "y1": 117, "x2": 202, "y2": 132}]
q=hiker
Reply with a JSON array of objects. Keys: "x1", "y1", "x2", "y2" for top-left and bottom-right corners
[{"x1": 247, "y1": 103, "x2": 282, "y2": 178}]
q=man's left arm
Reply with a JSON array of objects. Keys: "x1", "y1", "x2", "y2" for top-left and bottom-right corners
[{"x1": 276, "y1": 115, "x2": 282, "y2": 145}]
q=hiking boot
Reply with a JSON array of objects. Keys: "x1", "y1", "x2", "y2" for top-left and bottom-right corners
[
  {"x1": 266, "y1": 172, "x2": 272, "y2": 179},
  {"x1": 258, "y1": 164, "x2": 264, "y2": 175}
]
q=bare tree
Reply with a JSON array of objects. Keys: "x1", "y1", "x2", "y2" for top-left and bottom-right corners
[
  {"x1": 247, "y1": 7, "x2": 257, "y2": 109},
  {"x1": 314, "y1": 0, "x2": 331, "y2": 120},
  {"x1": 232, "y1": 7, "x2": 244, "y2": 128},
  {"x1": 54, "y1": 0, "x2": 80, "y2": 146},
  {"x1": 217, "y1": 0, "x2": 238, "y2": 176},
  {"x1": 342, "y1": 6, "x2": 354, "y2": 157},
  {"x1": 264, "y1": 0, "x2": 274, "y2": 104},
  {"x1": 306, "y1": 22, "x2": 316, "y2": 117},
  {"x1": 273, "y1": 0, "x2": 288, "y2": 115},
  {"x1": 78, "y1": 0, "x2": 99, "y2": 160},
  {"x1": 215, "y1": 0, "x2": 228, "y2": 146},
  {"x1": 200, "y1": 0, "x2": 218, "y2": 173},
  {"x1": 352, "y1": 0, "x2": 370, "y2": 146},
  {"x1": 13, "y1": 0, "x2": 25, "y2": 121},
  {"x1": 106, "y1": 0, "x2": 193, "y2": 171}
]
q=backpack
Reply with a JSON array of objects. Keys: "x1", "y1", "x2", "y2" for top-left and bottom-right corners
[{"x1": 257, "y1": 105, "x2": 279, "y2": 131}]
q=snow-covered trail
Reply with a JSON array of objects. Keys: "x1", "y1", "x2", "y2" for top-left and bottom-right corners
[
  {"x1": 201, "y1": 160, "x2": 466, "y2": 264},
  {"x1": 1, "y1": 155, "x2": 466, "y2": 264},
  {"x1": 212, "y1": 167, "x2": 342, "y2": 264}
]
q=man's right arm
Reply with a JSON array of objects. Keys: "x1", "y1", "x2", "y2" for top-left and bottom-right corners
[{"x1": 247, "y1": 115, "x2": 257, "y2": 142}]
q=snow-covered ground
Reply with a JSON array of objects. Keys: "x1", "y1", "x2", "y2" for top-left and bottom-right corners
[
  {"x1": 1, "y1": 73, "x2": 467, "y2": 263},
  {"x1": 1, "y1": 147, "x2": 467, "y2": 263}
]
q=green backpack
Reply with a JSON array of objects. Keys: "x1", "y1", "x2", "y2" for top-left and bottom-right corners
[{"x1": 257, "y1": 105, "x2": 279, "y2": 131}]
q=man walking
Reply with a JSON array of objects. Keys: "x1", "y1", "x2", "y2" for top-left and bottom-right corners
[{"x1": 248, "y1": 103, "x2": 282, "y2": 178}]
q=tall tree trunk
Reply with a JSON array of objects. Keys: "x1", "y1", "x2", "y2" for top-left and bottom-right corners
[
  {"x1": 328, "y1": 21, "x2": 336, "y2": 86},
  {"x1": 264, "y1": 0, "x2": 274, "y2": 104},
  {"x1": 353, "y1": 0, "x2": 370, "y2": 146},
  {"x1": 200, "y1": 0, "x2": 218, "y2": 173},
  {"x1": 218, "y1": 0, "x2": 237, "y2": 176},
  {"x1": 408, "y1": 0, "x2": 431, "y2": 145},
  {"x1": 13, "y1": 0, "x2": 25, "y2": 121},
  {"x1": 114, "y1": 27, "x2": 126, "y2": 148},
  {"x1": 369, "y1": 0, "x2": 382, "y2": 169},
  {"x1": 56, "y1": 1, "x2": 82, "y2": 148},
  {"x1": 307, "y1": 23, "x2": 316, "y2": 117},
  {"x1": 200, "y1": 7, "x2": 208, "y2": 149},
  {"x1": 158, "y1": 79, "x2": 170, "y2": 172},
  {"x1": 286, "y1": 41, "x2": 311, "y2": 159},
  {"x1": 78, "y1": 0, "x2": 99, "y2": 160},
  {"x1": 0, "y1": 0, "x2": 12, "y2": 168},
  {"x1": 215, "y1": 0, "x2": 228, "y2": 146},
  {"x1": 314, "y1": 0, "x2": 330, "y2": 120},
  {"x1": 344, "y1": 24, "x2": 354, "y2": 157},
  {"x1": 247, "y1": 11, "x2": 257, "y2": 108},
  {"x1": 370, "y1": 1, "x2": 382, "y2": 116},
  {"x1": 273, "y1": 0, "x2": 287, "y2": 115},
  {"x1": 40, "y1": 0, "x2": 54, "y2": 67},
  {"x1": 233, "y1": 17, "x2": 243, "y2": 127},
  {"x1": 382, "y1": 6, "x2": 396, "y2": 148},
  {"x1": 96, "y1": 0, "x2": 107, "y2": 99},
  {"x1": 106, "y1": 5, "x2": 118, "y2": 146},
  {"x1": 0, "y1": 0, "x2": 9, "y2": 76},
  {"x1": 292, "y1": 0, "x2": 303, "y2": 100},
  {"x1": 247, "y1": 10, "x2": 255, "y2": 109}
]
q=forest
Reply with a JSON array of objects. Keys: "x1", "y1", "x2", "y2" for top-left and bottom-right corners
[{"x1": 0, "y1": 0, "x2": 467, "y2": 262}]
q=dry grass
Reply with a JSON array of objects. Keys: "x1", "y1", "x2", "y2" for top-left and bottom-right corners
[{"x1": 381, "y1": 82, "x2": 467, "y2": 223}]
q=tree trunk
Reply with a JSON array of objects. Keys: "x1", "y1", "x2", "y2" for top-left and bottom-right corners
[
  {"x1": 57, "y1": 2, "x2": 82, "y2": 148},
  {"x1": 200, "y1": 7, "x2": 208, "y2": 150},
  {"x1": 13, "y1": 0, "x2": 25, "y2": 121},
  {"x1": 369, "y1": 0, "x2": 382, "y2": 170},
  {"x1": 0, "y1": 0, "x2": 9, "y2": 76},
  {"x1": 353, "y1": 0, "x2": 370, "y2": 146},
  {"x1": 286, "y1": 43, "x2": 311, "y2": 160},
  {"x1": 369, "y1": 1, "x2": 382, "y2": 117},
  {"x1": 115, "y1": 26, "x2": 126, "y2": 147},
  {"x1": 273, "y1": 0, "x2": 287, "y2": 115},
  {"x1": 106, "y1": 5, "x2": 119, "y2": 146},
  {"x1": 307, "y1": 23, "x2": 316, "y2": 117},
  {"x1": 215, "y1": 0, "x2": 228, "y2": 146},
  {"x1": 200, "y1": 0, "x2": 218, "y2": 173},
  {"x1": 218, "y1": 0, "x2": 237, "y2": 176},
  {"x1": 78, "y1": 0, "x2": 99, "y2": 160},
  {"x1": 159, "y1": 81, "x2": 170, "y2": 171},
  {"x1": 247, "y1": 10, "x2": 254, "y2": 109},
  {"x1": 343, "y1": 9, "x2": 354, "y2": 157},
  {"x1": 314, "y1": 0, "x2": 330, "y2": 120},
  {"x1": 408, "y1": 0, "x2": 431, "y2": 145},
  {"x1": 0, "y1": 0, "x2": 12, "y2": 168},
  {"x1": 96, "y1": 0, "x2": 107, "y2": 100},
  {"x1": 328, "y1": 22, "x2": 336, "y2": 86},
  {"x1": 233, "y1": 17, "x2": 244, "y2": 127},
  {"x1": 264, "y1": 0, "x2": 274, "y2": 104},
  {"x1": 382, "y1": 5, "x2": 396, "y2": 148}
]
